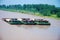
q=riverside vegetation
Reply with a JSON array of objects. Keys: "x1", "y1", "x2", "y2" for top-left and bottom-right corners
[{"x1": 0, "y1": 4, "x2": 60, "y2": 19}]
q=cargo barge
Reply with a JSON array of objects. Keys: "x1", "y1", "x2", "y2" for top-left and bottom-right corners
[{"x1": 2, "y1": 18, "x2": 50, "y2": 25}]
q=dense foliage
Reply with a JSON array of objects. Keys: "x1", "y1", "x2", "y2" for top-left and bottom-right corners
[{"x1": 0, "y1": 4, "x2": 60, "y2": 17}]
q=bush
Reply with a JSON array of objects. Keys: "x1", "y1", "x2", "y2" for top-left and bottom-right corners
[{"x1": 56, "y1": 12, "x2": 60, "y2": 17}]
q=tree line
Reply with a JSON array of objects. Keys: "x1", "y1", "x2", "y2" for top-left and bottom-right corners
[{"x1": 0, "y1": 4, "x2": 60, "y2": 17}]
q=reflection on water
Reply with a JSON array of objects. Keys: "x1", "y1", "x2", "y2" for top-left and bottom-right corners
[{"x1": 16, "y1": 25, "x2": 50, "y2": 29}]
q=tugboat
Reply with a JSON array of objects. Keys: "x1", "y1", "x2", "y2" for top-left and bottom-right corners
[{"x1": 2, "y1": 18, "x2": 50, "y2": 25}]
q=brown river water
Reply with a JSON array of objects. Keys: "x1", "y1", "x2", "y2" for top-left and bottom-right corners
[{"x1": 0, "y1": 10, "x2": 60, "y2": 40}]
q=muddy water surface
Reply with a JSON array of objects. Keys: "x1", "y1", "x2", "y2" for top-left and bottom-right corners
[{"x1": 0, "y1": 10, "x2": 60, "y2": 40}]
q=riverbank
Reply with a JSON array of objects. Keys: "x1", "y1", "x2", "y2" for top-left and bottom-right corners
[{"x1": 0, "y1": 8, "x2": 60, "y2": 20}]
